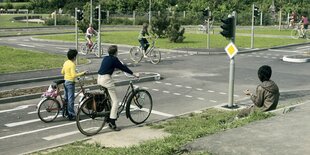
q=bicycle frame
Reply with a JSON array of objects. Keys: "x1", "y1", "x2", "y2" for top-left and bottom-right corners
[{"x1": 144, "y1": 37, "x2": 158, "y2": 55}]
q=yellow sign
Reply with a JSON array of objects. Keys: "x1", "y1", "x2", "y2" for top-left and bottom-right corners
[{"x1": 225, "y1": 42, "x2": 238, "y2": 59}]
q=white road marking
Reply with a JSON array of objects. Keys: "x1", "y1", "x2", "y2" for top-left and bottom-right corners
[
  {"x1": 219, "y1": 92, "x2": 227, "y2": 95},
  {"x1": 0, "y1": 105, "x2": 33, "y2": 114},
  {"x1": 209, "y1": 100, "x2": 217, "y2": 103},
  {"x1": 234, "y1": 95, "x2": 240, "y2": 97},
  {"x1": 183, "y1": 54, "x2": 188, "y2": 56},
  {"x1": 141, "y1": 87, "x2": 149, "y2": 90},
  {"x1": 263, "y1": 56, "x2": 268, "y2": 58},
  {"x1": 172, "y1": 56, "x2": 177, "y2": 58},
  {"x1": 197, "y1": 97, "x2": 205, "y2": 100},
  {"x1": 247, "y1": 55, "x2": 253, "y2": 57},
  {"x1": 123, "y1": 58, "x2": 128, "y2": 61},
  {"x1": 165, "y1": 83, "x2": 172, "y2": 85},
  {"x1": 152, "y1": 89, "x2": 159, "y2": 91},
  {"x1": 296, "y1": 46, "x2": 310, "y2": 49},
  {"x1": 207, "y1": 90, "x2": 215, "y2": 93},
  {"x1": 185, "y1": 95, "x2": 192, "y2": 98},
  {"x1": 166, "y1": 57, "x2": 171, "y2": 59},
  {"x1": 23, "y1": 39, "x2": 29, "y2": 42},
  {"x1": 173, "y1": 93, "x2": 181, "y2": 96},
  {"x1": 126, "y1": 63, "x2": 132, "y2": 66},
  {"x1": 55, "y1": 47, "x2": 67, "y2": 50},
  {"x1": 271, "y1": 57, "x2": 277, "y2": 59},
  {"x1": 5, "y1": 119, "x2": 41, "y2": 127},
  {"x1": 268, "y1": 49, "x2": 297, "y2": 53},
  {"x1": 18, "y1": 44, "x2": 35, "y2": 48},
  {"x1": 155, "y1": 81, "x2": 162, "y2": 84},
  {"x1": 185, "y1": 86, "x2": 192, "y2": 89},
  {"x1": 8, "y1": 39, "x2": 17, "y2": 41},
  {"x1": 43, "y1": 130, "x2": 84, "y2": 140},
  {"x1": 151, "y1": 109, "x2": 174, "y2": 117},
  {"x1": 175, "y1": 85, "x2": 183, "y2": 87},
  {"x1": 255, "y1": 55, "x2": 261, "y2": 57},
  {"x1": 163, "y1": 90, "x2": 170, "y2": 93},
  {"x1": 196, "y1": 88, "x2": 203, "y2": 91},
  {"x1": 0, "y1": 121, "x2": 76, "y2": 140}
]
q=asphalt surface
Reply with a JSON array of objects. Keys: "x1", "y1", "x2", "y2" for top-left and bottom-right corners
[{"x1": 0, "y1": 36, "x2": 310, "y2": 154}]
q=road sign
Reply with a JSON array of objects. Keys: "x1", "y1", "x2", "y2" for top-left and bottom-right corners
[{"x1": 225, "y1": 42, "x2": 238, "y2": 59}]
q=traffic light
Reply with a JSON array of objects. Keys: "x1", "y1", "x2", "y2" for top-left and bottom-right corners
[
  {"x1": 203, "y1": 8, "x2": 209, "y2": 17},
  {"x1": 94, "y1": 8, "x2": 99, "y2": 20},
  {"x1": 220, "y1": 17, "x2": 235, "y2": 39},
  {"x1": 254, "y1": 6, "x2": 260, "y2": 17},
  {"x1": 77, "y1": 10, "x2": 84, "y2": 21}
]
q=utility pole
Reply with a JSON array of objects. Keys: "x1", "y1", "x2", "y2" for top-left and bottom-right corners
[
  {"x1": 149, "y1": 0, "x2": 151, "y2": 25},
  {"x1": 90, "y1": 0, "x2": 93, "y2": 25}
]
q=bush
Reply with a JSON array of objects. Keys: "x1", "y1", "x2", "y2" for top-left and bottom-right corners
[
  {"x1": 151, "y1": 13, "x2": 170, "y2": 38},
  {"x1": 135, "y1": 16, "x2": 148, "y2": 25},
  {"x1": 167, "y1": 19, "x2": 185, "y2": 43},
  {"x1": 109, "y1": 17, "x2": 133, "y2": 25},
  {"x1": 44, "y1": 15, "x2": 75, "y2": 26}
]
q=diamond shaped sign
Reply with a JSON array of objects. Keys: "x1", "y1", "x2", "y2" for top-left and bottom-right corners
[{"x1": 225, "y1": 42, "x2": 238, "y2": 59}]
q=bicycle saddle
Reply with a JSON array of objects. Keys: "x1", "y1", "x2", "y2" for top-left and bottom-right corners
[{"x1": 53, "y1": 80, "x2": 65, "y2": 85}]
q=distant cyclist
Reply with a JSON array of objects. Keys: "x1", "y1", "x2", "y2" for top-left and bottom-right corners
[
  {"x1": 301, "y1": 15, "x2": 309, "y2": 31},
  {"x1": 85, "y1": 24, "x2": 98, "y2": 49},
  {"x1": 138, "y1": 23, "x2": 150, "y2": 57}
]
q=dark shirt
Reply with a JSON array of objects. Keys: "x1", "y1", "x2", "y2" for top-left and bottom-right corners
[{"x1": 98, "y1": 55, "x2": 133, "y2": 75}]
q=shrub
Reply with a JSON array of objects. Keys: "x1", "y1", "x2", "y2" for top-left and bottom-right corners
[
  {"x1": 151, "y1": 12, "x2": 170, "y2": 38},
  {"x1": 167, "y1": 19, "x2": 185, "y2": 43},
  {"x1": 44, "y1": 15, "x2": 75, "y2": 26}
]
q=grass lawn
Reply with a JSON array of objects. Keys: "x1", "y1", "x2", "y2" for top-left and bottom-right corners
[
  {"x1": 36, "y1": 30, "x2": 309, "y2": 49},
  {"x1": 0, "y1": 14, "x2": 47, "y2": 28},
  {"x1": 0, "y1": 46, "x2": 87, "y2": 74},
  {"x1": 33, "y1": 109, "x2": 273, "y2": 155}
]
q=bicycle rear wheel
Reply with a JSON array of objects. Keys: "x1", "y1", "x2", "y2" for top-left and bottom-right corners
[
  {"x1": 76, "y1": 97, "x2": 106, "y2": 136},
  {"x1": 37, "y1": 98, "x2": 60, "y2": 123},
  {"x1": 126, "y1": 89, "x2": 152, "y2": 124},
  {"x1": 149, "y1": 47, "x2": 161, "y2": 64},
  {"x1": 305, "y1": 30, "x2": 310, "y2": 40},
  {"x1": 80, "y1": 43, "x2": 88, "y2": 55},
  {"x1": 129, "y1": 46, "x2": 143, "y2": 63},
  {"x1": 291, "y1": 29, "x2": 299, "y2": 39}
]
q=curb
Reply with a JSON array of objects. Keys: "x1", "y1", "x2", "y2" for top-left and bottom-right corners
[
  {"x1": 282, "y1": 55, "x2": 310, "y2": 63},
  {"x1": 0, "y1": 72, "x2": 160, "y2": 104}
]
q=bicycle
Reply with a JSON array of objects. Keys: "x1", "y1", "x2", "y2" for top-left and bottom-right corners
[
  {"x1": 129, "y1": 36, "x2": 161, "y2": 64},
  {"x1": 80, "y1": 37, "x2": 103, "y2": 57},
  {"x1": 37, "y1": 75, "x2": 88, "y2": 123},
  {"x1": 76, "y1": 73, "x2": 153, "y2": 136},
  {"x1": 291, "y1": 23, "x2": 310, "y2": 40}
]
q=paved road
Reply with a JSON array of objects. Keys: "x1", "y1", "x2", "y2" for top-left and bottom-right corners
[{"x1": 0, "y1": 36, "x2": 310, "y2": 154}]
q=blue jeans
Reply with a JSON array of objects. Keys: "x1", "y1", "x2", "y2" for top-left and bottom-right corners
[
  {"x1": 138, "y1": 38, "x2": 149, "y2": 51},
  {"x1": 64, "y1": 81, "x2": 75, "y2": 117}
]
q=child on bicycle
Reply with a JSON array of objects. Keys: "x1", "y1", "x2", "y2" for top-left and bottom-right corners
[
  {"x1": 85, "y1": 24, "x2": 98, "y2": 49},
  {"x1": 301, "y1": 15, "x2": 309, "y2": 32},
  {"x1": 138, "y1": 23, "x2": 151, "y2": 58},
  {"x1": 97, "y1": 45, "x2": 139, "y2": 131},
  {"x1": 61, "y1": 49, "x2": 87, "y2": 120}
]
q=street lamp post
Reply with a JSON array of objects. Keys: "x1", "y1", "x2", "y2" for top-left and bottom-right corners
[{"x1": 90, "y1": 0, "x2": 93, "y2": 24}]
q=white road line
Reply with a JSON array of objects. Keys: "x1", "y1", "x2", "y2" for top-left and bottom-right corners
[
  {"x1": 5, "y1": 119, "x2": 41, "y2": 127},
  {"x1": 209, "y1": 100, "x2": 217, "y2": 103},
  {"x1": 166, "y1": 57, "x2": 171, "y2": 59},
  {"x1": 196, "y1": 88, "x2": 203, "y2": 91},
  {"x1": 151, "y1": 109, "x2": 174, "y2": 117},
  {"x1": 271, "y1": 57, "x2": 277, "y2": 59},
  {"x1": 152, "y1": 89, "x2": 159, "y2": 91},
  {"x1": 296, "y1": 46, "x2": 310, "y2": 49},
  {"x1": 268, "y1": 49, "x2": 297, "y2": 53},
  {"x1": 219, "y1": 92, "x2": 227, "y2": 95},
  {"x1": 173, "y1": 93, "x2": 181, "y2": 96},
  {"x1": 172, "y1": 56, "x2": 177, "y2": 58},
  {"x1": 43, "y1": 130, "x2": 84, "y2": 140},
  {"x1": 155, "y1": 81, "x2": 162, "y2": 84},
  {"x1": 141, "y1": 87, "x2": 149, "y2": 90},
  {"x1": 163, "y1": 90, "x2": 170, "y2": 93},
  {"x1": 207, "y1": 90, "x2": 215, "y2": 93},
  {"x1": 0, "y1": 121, "x2": 76, "y2": 140},
  {"x1": 185, "y1": 95, "x2": 192, "y2": 98},
  {"x1": 247, "y1": 55, "x2": 253, "y2": 57},
  {"x1": 185, "y1": 86, "x2": 192, "y2": 89},
  {"x1": 0, "y1": 105, "x2": 33, "y2": 114},
  {"x1": 255, "y1": 55, "x2": 261, "y2": 57},
  {"x1": 126, "y1": 63, "x2": 132, "y2": 66},
  {"x1": 165, "y1": 83, "x2": 172, "y2": 85},
  {"x1": 263, "y1": 56, "x2": 268, "y2": 58},
  {"x1": 23, "y1": 39, "x2": 29, "y2": 42},
  {"x1": 18, "y1": 44, "x2": 35, "y2": 48},
  {"x1": 123, "y1": 58, "x2": 128, "y2": 61},
  {"x1": 55, "y1": 47, "x2": 67, "y2": 50},
  {"x1": 234, "y1": 95, "x2": 240, "y2": 97},
  {"x1": 8, "y1": 39, "x2": 17, "y2": 41},
  {"x1": 197, "y1": 97, "x2": 205, "y2": 100},
  {"x1": 175, "y1": 85, "x2": 183, "y2": 87}
]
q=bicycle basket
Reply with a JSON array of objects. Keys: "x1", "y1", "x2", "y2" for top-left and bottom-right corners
[{"x1": 42, "y1": 85, "x2": 57, "y2": 98}]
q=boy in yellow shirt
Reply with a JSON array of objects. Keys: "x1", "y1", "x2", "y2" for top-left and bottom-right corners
[{"x1": 61, "y1": 49, "x2": 86, "y2": 120}]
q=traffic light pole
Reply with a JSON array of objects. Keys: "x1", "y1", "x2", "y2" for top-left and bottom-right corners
[
  {"x1": 251, "y1": 4, "x2": 255, "y2": 49},
  {"x1": 228, "y1": 11, "x2": 236, "y2": 108},
  {"x1": 98, "y1": 5, "x2": 101, "y2": 58},
  {"x1": 207, "y1": 11, "x2": 211, "y2": 49},
  {"x1": 75, "y1": 8, "x2": 79, "y2": 65}
]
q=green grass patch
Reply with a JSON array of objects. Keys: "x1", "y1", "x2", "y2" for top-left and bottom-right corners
[
  {"x1": 33, "y1": 109, "x2": 274, "y2": 155},
  {"x1": 35, "y1": 30, "x2": 309, "y2": 49},
  {"x1": 0, "y1": 14, "x2": 47, "y2": 28},
  {"x1": 0, "y1": 46, "x2": 87, "y2": 74}
]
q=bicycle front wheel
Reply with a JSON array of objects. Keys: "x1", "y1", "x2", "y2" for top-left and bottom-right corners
[
  {"x1": 129, "y1": 46, "x2": 143, "y2": 63},
  {"x1": 80, "y1": 43, "x2": 88, "y2": 55},
  {"x1": 291, "y1": 29, "x2": 299, "y2": 39},
  {"x1": 126, "y1": 89, "x2": 153, "y2": 124},
  {"x1": 149, "y1": 48, "x2": 161, "y2": 64},
  {"x1": 37, "y1": 98, "x2": 60, "y2": 123},
  {"x1": 76, "y1": 97, "x2": 106, "y2": 136}
]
